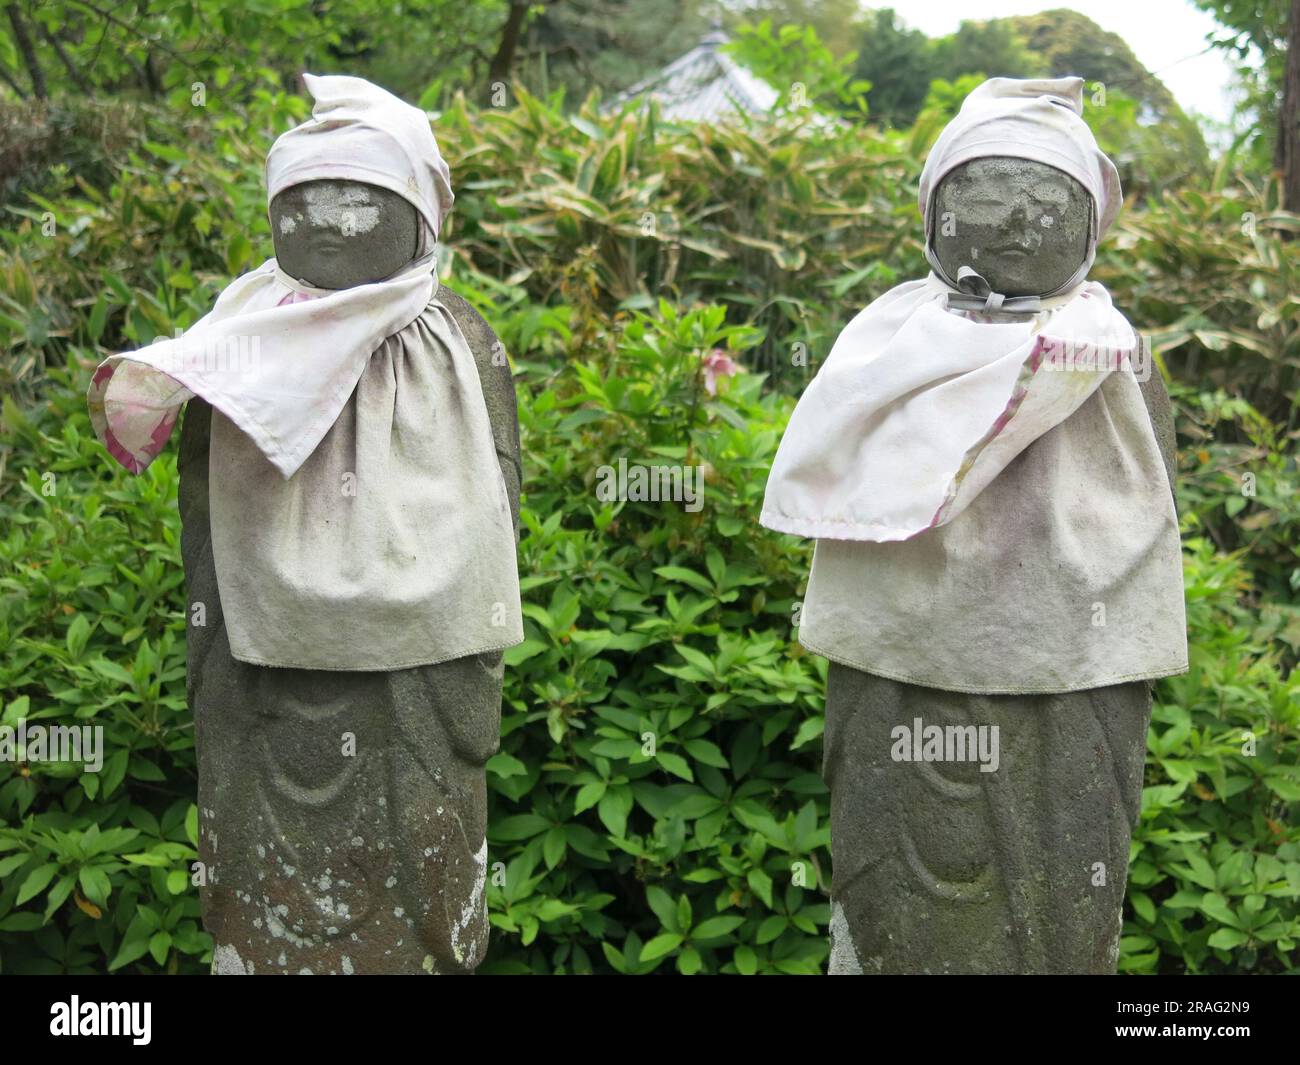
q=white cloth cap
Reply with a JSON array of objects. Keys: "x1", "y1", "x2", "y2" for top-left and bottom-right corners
[
  {"x1": 266, "y1": 73, "x2": 454, "y2": 238},
  {"x1": 918, "y1": 76, "x2": 1122, "y2": 243}
]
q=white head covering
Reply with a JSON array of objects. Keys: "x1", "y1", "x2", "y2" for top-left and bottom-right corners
[
  {"x1": 918, "y1": 76, "x2": 1122, "y2": 306},
  {"x1": 88, "y1": 74, "x2": 523, "y2": 671},
  {"x1": 267, "y1": 73, "x2": 454, "y2": 241}
]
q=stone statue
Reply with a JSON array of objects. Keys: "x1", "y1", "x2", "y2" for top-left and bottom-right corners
[
  {"x1": 823, "y1": 156, "x2": 1177, "y2": 975},
  {"x1": 759, "y1": 78, "x2": 1188, "y2": 974},
  {"x1": 177, "y1": 177, "x2": 520, "y2": 974},
  {"x1": 88, "y1": 75, "x2": 523, "y2": 975}
]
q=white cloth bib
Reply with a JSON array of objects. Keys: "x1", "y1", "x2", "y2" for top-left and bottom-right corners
[
  {"x1": 761, "y1": 275, "x2": 1187, "y2": 693},
  {"x1": 205, "y1": 294, "x2": 523, "y2": 671}
]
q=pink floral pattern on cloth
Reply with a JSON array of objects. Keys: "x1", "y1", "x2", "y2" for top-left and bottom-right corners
[
  {"x1": 759, "y1": 276, "x2": 1133, "y2": 543},
  {"x1": 87, "y1": 284, "x2": 322, "y2": 475},
  {"x1": 87, "y1": 359, "x2": 195, "y2": 475},
  {"x1": 923, "y1": 333, "x2": 1051, "y2": 533}
]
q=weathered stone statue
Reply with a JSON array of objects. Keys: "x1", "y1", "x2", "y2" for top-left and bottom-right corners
[
  {"x1": 89, "y1": 75, "x2": 523, "y2": 974},
  {"x1": 760, "y1": 78, "x2": 1188, "y2": 974}
]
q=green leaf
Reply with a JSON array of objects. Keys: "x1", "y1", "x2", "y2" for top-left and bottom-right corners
[
  {"x1": 645, "y1": 885, "x2": 678, "y2": 931},
  {"x1": 1200, "y1": 892, "x2": 1241, "y2": 928},
  {"x1": 78, "y1": 865, "x2": 112, "y2": 907},
  {"x1": 1207, "y1": 928, "x2": 1249, "y2": 950},
  {"x1": 656, "y1": 751, "x2": 694, "y2": 782},
  {"x1": 0, "y1": 912, "x2": 46, "y2": 932},
  {"x1": 491, "y1": 815, "x2": 551, "y2": 840},
  {"x1": 574, "y1": 780, "x2": 606, "y2": 813},
  {"x1": 1129, "y1": 891, "x2": 1156, "y2": 925},
  {"x1": 0, "y1": 853, "x2": 32, "y2": 878},
  {"x1": 639, "y1": 933, "x2": 683, "y2": 962},
  {"x1": 542, "y1": 825, "x2": 567, "y2": 868},
  {"x1": 747, "y1": 868, "x2": 774, "y2": 909},
  {"x1": 692, "y1": 915, "x2": 745, "y2": 940},
  {"x1": 790, "y1": 716, "x2": 824, "y2": 750},
  {"x1": 148, "y1": 931, "x2": 172, "y2": 966},
  {"x1": 16, "y1": 862, "x2": 58, "y2": 905},
  {"x1": 109, "y1": 915, "x2": 154, "y2": 972},
  {"x1": 683, "y1": 738, "x2": 729, "y2": 768},
  {"x1": 597, "y1": 788, "x2": 631, "y2": 837},
  {"x1": 652, "y1": 566, "x2": 715, "y2": 594},
  {"x1": 756, "y1": 915, "x2": 787, "y2": 944},
  {"x1": 65, "y1": 614, "x2": 92, "y2": 659},
  {"x1": 487, "y1": 751, "x2": 528, "y2": 779},
  {"x1": 143, "y1": 141, "x2": 189, "y2": 164}
]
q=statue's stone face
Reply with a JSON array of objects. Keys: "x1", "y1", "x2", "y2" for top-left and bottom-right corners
[
  {"x1": 269, "y1": 179, "x2": 420, "y2": 290},
  {"x1": 932, "y1": 157, "x2": 1091, "y2": 298}
]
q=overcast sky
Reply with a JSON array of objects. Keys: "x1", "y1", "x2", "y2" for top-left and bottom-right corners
[{"x1": 876, "y1": 0, "x2": 1254, "y2": 132}]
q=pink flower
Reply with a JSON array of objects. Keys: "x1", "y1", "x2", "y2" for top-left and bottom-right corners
[{"x1": 701, "y1": 348, "x2": 740, "y2": 396}]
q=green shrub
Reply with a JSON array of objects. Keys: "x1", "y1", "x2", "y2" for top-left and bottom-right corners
[
  {"x1": 483, "y1": 298, "x2": 831, "y2": 974},
  {"x1": 1, "y1": 370, "x2": 204, "y2": 973},
  {"x1": 0, "y1": 98, "x2": 148, "y2": 222},
  {"x1": 1128, "y1": 538, "x2": 1300, "y2": 973}
]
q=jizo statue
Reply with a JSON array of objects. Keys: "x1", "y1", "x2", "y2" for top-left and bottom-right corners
[
  {"x1": 89, "y1": 75, "x2": 524, "y2": 974},
  {"x1": 761, "y1": 78, "x2": 1188, "y2": 974}
]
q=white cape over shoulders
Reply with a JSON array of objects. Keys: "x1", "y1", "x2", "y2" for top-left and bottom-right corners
[{"x1": 761, "y1": 275, "x2": 1188, "y2": 693}]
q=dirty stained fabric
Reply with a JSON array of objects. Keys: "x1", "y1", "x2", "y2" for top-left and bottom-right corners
[
  {"x1": 206, "y1": 293, "x2": 523, "y2": 671},
  {"x1": 761, "y1": 274, "x2": 1137, "y2": 542},
  {"x1": 762, "y1": 276, "x2": 1187, "y2": 693},
  {"x1": 87, "y1": 72, "x2": 455, "y2": 478}
]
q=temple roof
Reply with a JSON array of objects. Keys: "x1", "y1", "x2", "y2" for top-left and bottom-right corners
[{"x1": 606, "y1": 28, "x2": 779, "y2": 122}]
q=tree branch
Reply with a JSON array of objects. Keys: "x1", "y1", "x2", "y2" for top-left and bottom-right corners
[
  {"x1": 66, "y1": 0, "x2": 192, "y2": 67},
  {"x1": 1280, "y1": 0, "x2": 1300, "y2": 216},
  {"x1": 5, "y1": 3, "x2": 47, "y2": 98},
  {"x1": 489, "y1": 0, "x2": 532, "y2": 84},
  {"x1": 143, "y1": 47, "x2": 162, "y2": 97},
  {"x1": 39, "y1": 23, "x2": 93, "y2": 94}
]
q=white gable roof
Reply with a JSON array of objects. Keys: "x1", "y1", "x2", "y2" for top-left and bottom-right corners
[{"x1": 607, "y1": 28, "x2": 779, "y2": 122}]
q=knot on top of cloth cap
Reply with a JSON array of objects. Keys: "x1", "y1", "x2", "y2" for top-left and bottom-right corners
[{"x1": 266, "y1": 73, "x2": 454, "y2": 240}]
